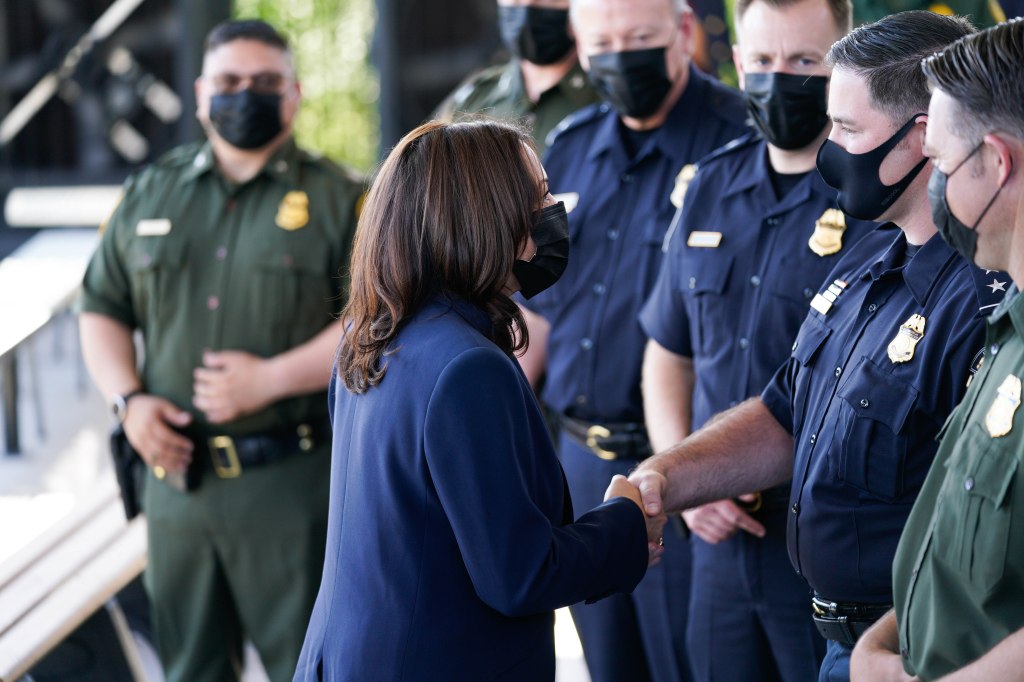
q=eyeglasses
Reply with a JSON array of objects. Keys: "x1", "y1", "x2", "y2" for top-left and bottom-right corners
[{"x1": 208, "y1": 71, "x2": 288, "y2": 96}]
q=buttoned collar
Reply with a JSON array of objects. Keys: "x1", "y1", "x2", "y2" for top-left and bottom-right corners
[
  {"x1": 988, "y1": 284, "x2": 1024, "y2": 338},
  {"x1": 718, "y1": 135, "x2": 830, "y2": 215},
  {"x1": 183, "y1": 137, "x2": 301, "y2": 187},
  {"x1": 586, "y1": 64, "x2": 709, "y2": 166},
  {"x1": 497, "y1": 60, "x2": 593, "y2": 112},
  {"x1": 863, "y1": 228, "x2": 959, "y2": 307}
]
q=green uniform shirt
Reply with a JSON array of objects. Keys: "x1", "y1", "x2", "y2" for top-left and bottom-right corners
[
  {"x1": 80, "y1": 138, "x2": 363, "y2": 436},
  {"x1": 893, "y1": 283, "x2": 1024, "y2": 680},
  {"x1": 434, "y1": 60, "x2": 599, "y2": 155}
]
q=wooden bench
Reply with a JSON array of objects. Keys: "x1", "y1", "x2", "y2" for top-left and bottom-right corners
[
  {"x1": 0, "y1": 477, "x2": 148, "y2": 681},
  {"x1": 0, "y1": 229, "x2": 99, "y2": 454}
]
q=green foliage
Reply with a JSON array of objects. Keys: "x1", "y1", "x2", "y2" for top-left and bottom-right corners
[{"x1": 233, "y1": 0, "x2": 380, "y2": 171}]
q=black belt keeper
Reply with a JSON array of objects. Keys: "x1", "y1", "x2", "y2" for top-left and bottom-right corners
[
  {"x1": 560, "y1": 415, "x2": 652, "y2": 461},
  {"x1": 811, "y1": 596, "x2": 891, "y2": 647}
]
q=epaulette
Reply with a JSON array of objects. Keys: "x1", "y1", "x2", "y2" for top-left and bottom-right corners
[
  {"x1": 545, "y1": 102, "x2": 609, "y2": 149},
  {"x1": 151, "y1": 141, "x2": 206, "y2": 170},
  {"x1": 693, "y1": 131, "x2": 760, "y2": 169},
  {"x1": 971, "y1": 266, "x2": 1011, "y2": 316},
  {"x1": 450, "y1": 64, "x2": 506, "y2": 109}
]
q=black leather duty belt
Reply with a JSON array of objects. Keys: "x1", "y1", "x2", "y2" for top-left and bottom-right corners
[
  {"x1": 561, "y1": 415, "x2": 652, "y2": 461},
  {"x1": 191, "y1": 417, "x2": 332, "y2": 480},
  {"x1": 811, "y1": 595, "x2": 892, "y2": 648}
]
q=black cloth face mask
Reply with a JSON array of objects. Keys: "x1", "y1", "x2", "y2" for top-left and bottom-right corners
[
  {"x1": 498, "y1": 6, "x2": 574, "y2": 66},
  {"x1": 587, "y1": 46, "x2": 672, "y2": 119},
  {"x1": 209, "y1": 90, "x2": 283, "y2": 150},
  {"x1": 928, "y1": 142, "x2": 1009, "y2": 263},
  {"x1": 514, "y1": 201, "x2": 570, "y2": 299},
  {"x1": 744, "y1": 72, "x2": 829, "y2": 151},
  {"x1": 816, "y1": 114, "x2": 927, "y2": 220}
]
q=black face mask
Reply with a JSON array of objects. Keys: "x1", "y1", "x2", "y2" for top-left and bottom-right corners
[
  {"x1": 209, "y1": 90, "x2": 283, "y2": 150},
  {"x1": 744, "y1": 72, "x2": 829, "y2": 151},
  {"x1": 816, "y1": 115, "x2": 927, "y2": 221},
  {"x1": 498, "y1": 6, "x2": 574, "y2": 66},
  {"x1": 928, "y1": 143, "x2": 1008, "y2": 263},
  {"x1": 587, "y1": 47, "x2": 672, "y2": 119},
  {"x1": 514, "y1": 202, "x2": 570, "y2": 299}
]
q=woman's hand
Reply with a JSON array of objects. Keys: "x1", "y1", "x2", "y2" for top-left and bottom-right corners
[{"x1": 605, "y1": 474, "x2": 667, "y2": 565}]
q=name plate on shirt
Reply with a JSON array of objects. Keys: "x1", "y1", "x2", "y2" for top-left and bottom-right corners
[
  {"x1": 687, "y1": 231, "x2": 723, "y2": 248},
  {"x1": 136, "y1": 218, "x2": 172, "y2": 236}
]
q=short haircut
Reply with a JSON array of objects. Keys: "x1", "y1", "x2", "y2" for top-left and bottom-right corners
[
  {"x1": 570, "y1": 0, "x2": 688, "y2": 24},
  {"x1": 826, "y1": 11, "x2": 975, "y2": 125},
  {"x1": 735, "y1": 0, "x2": 852, "y2": 35},
  {"x1": 922, "y1": 18, "x2": 1024, "y2": 143},
  {"x1": 338, "y1": 119, "x2": 541, "y2": 392},
  {"x1": 205, "y1": 19, "x2": 290, "y2": 54}
]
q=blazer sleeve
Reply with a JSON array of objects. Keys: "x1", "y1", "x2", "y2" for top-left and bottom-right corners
[{"x1": 423, "y1": 347, "x2": 648, "y2": 617}]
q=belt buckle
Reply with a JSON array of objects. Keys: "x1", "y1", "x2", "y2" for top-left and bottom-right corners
[
  {"x1": 585, "y1": 424, "x2": 618, "y2": 461},
  {"x1": 737, "y1": 491, "x2": 763, "y2": 513},
  {"x1": 209, "y1": 435, "x2": 242, "y2": 479},
  {"x1": 812, "y1": 596, "x2": 836, "y2": 617}
]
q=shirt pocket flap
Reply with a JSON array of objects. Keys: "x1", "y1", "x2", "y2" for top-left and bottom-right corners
[
  {"x1": 838, "y1": 358, "x2": 919, "y2": 433},
  {"x1": 945, "y1": 439, "x2": 1018, "y2": 508},
  {"x1": 791, "y1": 316, "x2": 831, "y2": 367},
  {"x1": 683, "y1": 255, "x2": 733, "y2": 295},
  {"x1": 128, "y1": 238, "x2": 186, "y2": 273}
]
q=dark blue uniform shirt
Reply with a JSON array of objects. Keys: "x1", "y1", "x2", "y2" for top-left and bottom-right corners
[
  {"x1": 640, "y1": 133, "x2": 876, "y2": 431},
  {"x1": 529, "y1": 65, "x2": 748, "y2": 422},
  {"x1": 760, "y1": 226, "x2": 1006, "y2": 603}
]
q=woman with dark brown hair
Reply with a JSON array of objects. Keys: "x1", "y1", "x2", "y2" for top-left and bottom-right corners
[{"x1": 293, "y1": 119, "x2": 660, "y2": 681}]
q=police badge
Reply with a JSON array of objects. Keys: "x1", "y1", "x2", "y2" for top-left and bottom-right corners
[
  {"x1": 808, "y1": 208, "x2": 846, "y2": 257},
  {"x1": 275, "y1": 190, "x2": 310, "y2": 230},
  {"x1": 985, "y1": 374, "x2": 1021, "y2": 438},
  {"x1": 887, "y1": 314, "x2": 926, "y2": 364}
]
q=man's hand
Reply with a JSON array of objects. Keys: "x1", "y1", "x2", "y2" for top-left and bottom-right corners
[
  {"x1": 628, "y1": 468, "x2": 669, "y2": 517},
  {"x1": 193, "y1": 350, "x2": 277, "y2": 423},
  {"x1": 851, "y1": 611, "x2": 920, "y2": 682},
  {"x1": 122, "y1": 395, "x2": 193, "y2": 474},
  {"x1": 605, "y1": 474, "x2": 667, "y2": 565},
  {"x1": 682, "y1": 496, "x2": 766, "y2": 544}
]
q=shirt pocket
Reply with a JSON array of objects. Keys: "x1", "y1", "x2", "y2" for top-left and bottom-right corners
[
  {"x1": 679, "y1": 253, "x2": 734, "y2": 356},
  {"x1": 635, "y1": 209, "x2": 677, "y2": 300},
  {"x1": 836, "y1": 357, "x2": 919, "y2": 502},
  {"x1": 255, "y1": 253, "x2": 337, "y2": 348},
  {"x1": 127, "y1": 237, "x2": 188, "y2": 327},
  {"x1": 933, "y1": 424, "x2": 1017, "y2": 594},
  {"x1": 766, "y1": 254, "x2": 832, "y2": 310}
]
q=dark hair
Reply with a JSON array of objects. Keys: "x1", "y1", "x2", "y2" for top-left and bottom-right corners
[
  {"x1": 205, "y1": 19, "x2": 290, "y2": 54},
  {"x1": 735, "y1": 0, "x2": 852, "y2": 35},
  {"x1": 337, "y1": 119, "x2": 540, "y2": 393},
  {"x1": 922, "y1": 18, "x2": 1024, "y2": 142},
  {"x1": 826, "y1": 11, "x2": 975, "y2": 124}
]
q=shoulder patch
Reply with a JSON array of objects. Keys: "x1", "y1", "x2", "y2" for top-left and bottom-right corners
[
  {"x1": 545, "y1": 102, "x2": 608, "y2": 149},
  {"x1": 972, "y1": 267, "x2": 1010, "y2": 315}
]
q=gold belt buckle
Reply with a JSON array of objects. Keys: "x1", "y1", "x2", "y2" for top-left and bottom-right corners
[
  {"x1": 209, "y1": 435, "x2": 242, "y2": 479},
  {"x1": 585, "y1": 424, "x2": 618, "y2": 461},
  {"x1": 738, "y1": 491, "x2": 763, "y2": 513}
]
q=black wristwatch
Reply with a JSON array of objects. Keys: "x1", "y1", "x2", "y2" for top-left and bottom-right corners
[{"x1": 112, "y1": 389, "x2": 144, "y2": 423}]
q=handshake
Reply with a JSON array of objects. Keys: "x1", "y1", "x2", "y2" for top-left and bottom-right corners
[{"x1": 604, "y1": 471, "x2": 670, "y2": 566}]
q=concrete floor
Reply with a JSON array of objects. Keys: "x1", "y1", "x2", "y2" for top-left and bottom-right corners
[{"x1": 0, "y1": 317, "x2": 591, "y2": 681}]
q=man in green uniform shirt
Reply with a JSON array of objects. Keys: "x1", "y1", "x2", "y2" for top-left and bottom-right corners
[
  {"x1": 78, "y1": 20, "x2": 362, "y2": 682},
  {"x1": 434, "y1": 0, "x2": 599, "y2": 153},
  {"x1": 851, "y1": 18, "x2": 1024, "y2": 682}
]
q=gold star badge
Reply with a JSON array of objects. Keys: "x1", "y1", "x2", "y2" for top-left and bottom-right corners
[
  {"x1": 275, "y1": 191, "x2": 310, "y2": 231},
  {"x1": 985, "y1": 374, "x2": 1021, "y2": 438},
  {"x1": 808, "y1": 209, "x2": 846, "y2": 257},
  {"x1": 887, "y1": 314, "x2": 926, "y2": 364}
]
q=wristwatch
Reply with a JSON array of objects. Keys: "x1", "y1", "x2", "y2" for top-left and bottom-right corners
[{"x1": 112, "y1": 389, "x2": 144, "y2": 423}]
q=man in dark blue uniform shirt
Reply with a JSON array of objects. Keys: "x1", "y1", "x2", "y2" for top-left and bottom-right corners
[
  {"x1": 629, "y1": 12, "x2": 1006, "y2": 682},
  {"x1": 639, "y1": 0, "x2": 875, "y2": 679},
  {"x1": 517, "y1": 0, "x2": 748, "y2": 680}
]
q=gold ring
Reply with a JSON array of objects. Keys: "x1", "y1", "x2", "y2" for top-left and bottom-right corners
[{"x1": 153, "y1": 465, "x2": 166, "y2": 480}]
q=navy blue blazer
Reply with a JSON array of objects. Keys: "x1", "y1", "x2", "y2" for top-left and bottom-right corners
[{"x1": 294, "y1": 295, "x2": 648, "y2": 681}]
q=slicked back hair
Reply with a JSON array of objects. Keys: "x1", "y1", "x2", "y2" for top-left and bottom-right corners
[{"x1": 826, "y1": 11, "x2": 975, "y2": 125}]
